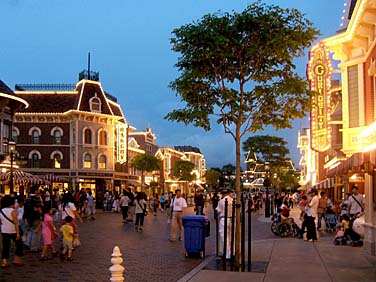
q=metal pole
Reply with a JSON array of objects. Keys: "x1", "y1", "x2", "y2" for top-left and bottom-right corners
[
  {"x1": 10, "y1": 151, "x2": 14, "y2": 194},
  {"x1": 265, "y1": 185, "x2": 270, "y2": 217},
  {"x1": 247, "y1": 198, "x2": 252, "y2": 272},
  {"x1": 223, "y1": 199, "x2": 228, "y2": 271},
  {"x1": 216, "y1": 216, "x2": 219, "y2": 257},
  {"x1": 230, "y1": 199, "x2": 235, "y2": 271},
  {"x1": 241, "y1": 198, "x2": 245, "y2": 272}
]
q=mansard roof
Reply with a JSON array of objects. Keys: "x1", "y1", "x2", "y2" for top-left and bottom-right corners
[
  {"x1": 0, "y1": 80, "x2": 29, "y2": 111},
  {"x1": 174, "y1": 145, "x2": 202, "y2": 154},
  {"x1": 14, "y1": 79, "x2": 125, "y2": 121}
]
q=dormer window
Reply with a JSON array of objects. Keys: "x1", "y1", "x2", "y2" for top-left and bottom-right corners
[{"x1": 90, "y1": 93, "x2": 102, "y2": 113}]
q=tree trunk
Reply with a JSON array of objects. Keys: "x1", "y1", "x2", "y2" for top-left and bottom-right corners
[{"x1": 235, "y1": 124, "x2": 242, "y2": 269}]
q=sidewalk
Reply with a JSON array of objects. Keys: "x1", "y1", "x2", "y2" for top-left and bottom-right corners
[{"x1": 179, "y1": 208, "x2": 376, "y2": 282}]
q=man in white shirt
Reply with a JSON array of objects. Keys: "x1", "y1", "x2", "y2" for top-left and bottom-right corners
[
  {"x1": 347, "y1": 185, "x2": 364, "y2": 217},
  {"x1": 216, "y1": 188, "x2": 234, "y2": 259},
  {"x1": 169, "y1": 189, "x2": 187, "y2": 242}
]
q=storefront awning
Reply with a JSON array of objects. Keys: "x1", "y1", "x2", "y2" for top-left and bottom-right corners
[
  {"x1": 126, "y1": 180, "x2": 142, "y2": 187},
  {"x1": 312, "y1": 177, "x2": 336, "y2": 190}
]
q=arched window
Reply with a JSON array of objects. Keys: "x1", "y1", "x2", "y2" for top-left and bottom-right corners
[
  {"x1": 84, "y1": 154, "x2": 92, "y2": 168},
  {"x1": 12, "y1": 127, "x2": 19, "y2": 144},
  {"x1": 53, "y1": 154, "x2": 62, "y2": 168},
  {"x1": 84, "y1": 128, "x2": 92, "y2": 144},
  {"x1": 31, "y1": 153, "x2": 40, "y2": 168},
  {"x1": 90, "y1": 94, "x2": 102, "y2": 113},
  {"x1": 32, "y1": 130, "x2": 40, "y2": 144},
  {"x1": 99, "y1": 130, "x2": 107, "y2": 146},
  {"x1": 53, "y1": 130, "x2": 62, "y2": 144},
  {"x1": 98, "y1": 155, "x2": 107, "y2": 169}
]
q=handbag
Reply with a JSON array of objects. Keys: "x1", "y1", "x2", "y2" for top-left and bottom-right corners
[
  {"x1": 137, "y1": 200, "x2": 148, "y2": 216},
  {"x1": 73, "y1": 234, "x2": 81, "y2": 248}
]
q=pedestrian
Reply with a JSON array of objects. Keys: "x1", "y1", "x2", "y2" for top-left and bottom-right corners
[
  {"x1": 317, "y1": 191, "x2": 328, "y2": 230},
  {"x1": 340, "y1": 193, "x2": 350, "y2": 218},
  {"x1": 127, "y1": 189, "x2": 135, "y2": 223},
  {"x1": 347, "y1": 185, "x2": 364, "y2": 217},
  {"x1": 153, "y1": 194, "x2": 159, "y2": 216},
  {"x1": 119, "y1": 190, "x2": 130, "y2": 223},
  {"x1": 298, "y1": 195, "x2": 308, "y2": 220},
  {"x1": 1, "y1": 195, "x2": 24, "y2": 268},
  {"x1": 165, "y1": 192, "x2": 173, "y2": 224},
  {"x1": 194, "y1": 190, "x2": 205, "y2": 215},
  {"x1": 306, "y1": 189, "x2": 318, "y2": 242},
  {"x1": 59, "y1": 216, "x2": 74, "y2": 261},
  {"x1": 23, "y1": 185, "x2": 43, "y2": 252},
  {"x1": 87, "y1": 191, "x2": 95, "y2": 220},
  {"x1": 40, "y1": 205, "x2": 58, "y2": 261},
  {"x1": 135, "y1": 192, "x2": 147, "y2": 231},
  {"x1": 211, "y1": 192, "x2": 220, "y2": 220},
  {"x1": 216, "y1": 188, "x2": 234, "y2": 259},
  {"x1": 169, "y1": 189, "x2": 187, "y2": 242},
  {"x1": 112, "y1": 193, "x2": 120, "y2": 213},
  {"x1": 61, "y1": 192, "x2": 83, "y2": 233},
  {"x1": 159, "y1": 193, "x2": 165, "y2": 212}
]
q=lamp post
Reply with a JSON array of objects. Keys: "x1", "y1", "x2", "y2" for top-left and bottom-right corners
[
  {"x1": 8, "y1": 139, "x2": 16, "y2": 194},
  {"x1": 263, "y1": 162, "x2": 270, "y2": 218}
]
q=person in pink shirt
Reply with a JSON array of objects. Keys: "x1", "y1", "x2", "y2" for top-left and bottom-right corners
[{"x1": 40, "y1": 205, "x2": 58, "y2": 260}]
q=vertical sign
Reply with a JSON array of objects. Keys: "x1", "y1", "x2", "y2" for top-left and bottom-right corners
[
  {"x1": 116, "y1": 123, "x2": 127, "y2": 164},
  {"x1": 308, "y1": 43, "x2": 332, "y2": 152}
]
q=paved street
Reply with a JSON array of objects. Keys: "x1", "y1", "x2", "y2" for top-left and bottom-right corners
[
  {"x1": 0, "y1": 204, "x2": 276, "y2": 282},
  {"x1": 1, "y1": 204, "x2": 375, "y2": 282}
]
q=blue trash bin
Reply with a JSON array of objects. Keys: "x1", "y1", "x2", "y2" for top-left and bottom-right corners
[{"x1": 182, "y1": 215, "x2": 206, "y2": 258}]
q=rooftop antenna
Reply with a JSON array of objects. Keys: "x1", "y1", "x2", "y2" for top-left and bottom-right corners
[{"x1": 88, "y1": 52, "x2": 91, "y2": 80}]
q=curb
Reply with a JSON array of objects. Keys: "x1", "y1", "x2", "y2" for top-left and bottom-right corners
[{"x1": 177, "y1": 255, "x2": 214, "y2": 282}]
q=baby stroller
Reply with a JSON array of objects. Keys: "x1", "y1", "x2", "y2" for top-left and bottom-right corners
[
  {"x1": 325, "y1": 208, "x2": 338, "y2": 233},
  {"x1": 333, "y1": 228, "x2": 350, "y2": 245},
  {"x1": 347, "y1": 214, "x2": 363, "y2": 247}
]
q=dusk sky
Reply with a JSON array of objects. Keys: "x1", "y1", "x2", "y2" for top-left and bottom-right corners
[{"x1": 1, "y1": 0, "x2": 345, "y2": 169}]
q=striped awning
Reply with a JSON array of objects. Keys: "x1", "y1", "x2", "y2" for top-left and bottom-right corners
[
  {"x1": 40, "y1": 174, "x2": 67, "y2": 182},
  {"x1": 0, "y1": 169, "x2": 50, "y2": 185},
  {"x1": 312, "y1": 177, "x2": 336, "y2": 190}
]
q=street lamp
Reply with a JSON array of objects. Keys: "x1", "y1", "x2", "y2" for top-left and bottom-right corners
[
  {"x1": 263, "y1": 162, "x2": 270, "y2": 218},
  {"x1": 5, "y1": 139, "x2": 16, "y2": 194}
]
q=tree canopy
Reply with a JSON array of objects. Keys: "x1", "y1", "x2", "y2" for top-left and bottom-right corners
[
  {"x1": 243, "y1": 135, "x2": 290, "y2": 166},
  {"x1": 172, "y1": 160, "x2": 196, "y2": 182},
  {"x1": 130, "y1": 154, "x2": 161, "y2": 185},
  {"x1": 166, "y1": 1, "x2": 319, "y2": 267}
]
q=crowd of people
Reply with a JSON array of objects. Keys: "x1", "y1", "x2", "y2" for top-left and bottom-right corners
[{"x1": 272, "y1": 185, "x2": 365, "y2": 244}]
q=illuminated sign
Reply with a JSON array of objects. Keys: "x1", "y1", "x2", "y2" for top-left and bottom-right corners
[
  {"x1": 116, "y1": 123, "x2": 127, "y2": 164},
  {"x1": 308, "y1": 43, "x2": 332, "y2": 152}
]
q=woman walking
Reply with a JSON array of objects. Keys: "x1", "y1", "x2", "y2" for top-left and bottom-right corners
[
  {"x1": 135, "y1": 192, "x2": 147, "y2": 231},
  {"x1": 119, "y1": 190, "x2": 130, "y2": 223},
  {"x1": 1, "y1": 195, "x2": 24, "y2": 268}
]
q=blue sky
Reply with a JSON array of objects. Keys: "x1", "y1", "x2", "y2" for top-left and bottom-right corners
[{"x1": 0, "y1": 0, "x2": 345, "y2": 169}]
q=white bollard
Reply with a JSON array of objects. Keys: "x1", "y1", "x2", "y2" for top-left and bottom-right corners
[{"x1": 110, "y1": 246, "x2": 125, "y2": 282}]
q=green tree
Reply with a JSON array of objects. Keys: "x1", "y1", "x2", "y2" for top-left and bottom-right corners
[
  {"x1": 243, "y1": 135, "x2": 290, "y2": 166},
  {"x1": 166, "y1": 1, "x2": 318, "y2": 267},
  {"x1": 172, "y1": 160, "x2": 196, "y2": 197},
  {"x1": 205, "y1": 169, "x2": 222, "y2": 191},
  {"x1": 130, "y1": 154, "x2": 162, "y2": 188}
]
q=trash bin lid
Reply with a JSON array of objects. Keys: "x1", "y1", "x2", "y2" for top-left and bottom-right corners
[{"x1": 182, "y1": 215, "x2": 205, "y2": 222}]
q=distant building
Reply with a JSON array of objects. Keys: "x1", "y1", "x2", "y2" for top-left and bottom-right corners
[
  {"x1": 0, "y1": 80, "x2": 28, "y2": 194},
  {"x1": 13, "y1": 75, "x2": 130, "y2": 207}
]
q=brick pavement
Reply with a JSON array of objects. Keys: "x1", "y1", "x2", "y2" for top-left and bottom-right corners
[{"x1": 0, "y1": 205, "x2": 276, "y2": 282}]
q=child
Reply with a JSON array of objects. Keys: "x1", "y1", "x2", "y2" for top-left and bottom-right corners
[
  {"x1": 41, "y1": 206, "x2": 58, "y2": 260},
  {"x1": 299, "y1": 195, "x2": 307, "y2": 220},
  {"x1": 112, "y1": 195, "x2": 119, "y2": 213},
  {"x1": 334, "y1": 214, "x2": 350, "y2": 245},
  {"x1": 59, "y1": 216, "x2": 74, "y2": 261}
]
